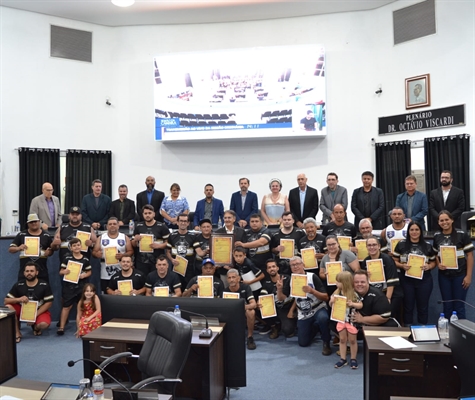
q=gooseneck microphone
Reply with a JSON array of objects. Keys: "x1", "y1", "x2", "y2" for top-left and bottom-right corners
[
  {"x1": 437, "y1": 299, "x2": 475, "y2": 310},
  {"x1": 168, "y1": 307, "x2": 213, "y2": 338},
  {"x1": 68, "y1": 354, "x2": 135, "y2": 400}
]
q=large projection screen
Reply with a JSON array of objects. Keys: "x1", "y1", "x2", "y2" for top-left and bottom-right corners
[{"x1": 154, "y1": 44, "x2": 326, "y2": 142}]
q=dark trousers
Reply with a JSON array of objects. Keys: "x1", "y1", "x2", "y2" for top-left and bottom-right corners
[
  {"x1": 258, "y1": 302, "x2": 296, "y2": 337},
  {"x1": 401, "y1": 272, "x2": 433, "y2": 325}
]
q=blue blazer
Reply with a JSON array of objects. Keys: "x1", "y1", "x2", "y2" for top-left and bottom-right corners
[
  {"x1": 230, "y1": 191, "x2": 259, "y2": 225},
  {"x1": 395, "y1": 190, "x2": 428, "y2": 230},
  {"x1": 193, "y1": 198, "x2": 225, "y2": 227}
]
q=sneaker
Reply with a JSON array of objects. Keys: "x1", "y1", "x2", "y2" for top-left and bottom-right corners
[
  {"x1": 285, "y1": 330, "x2": 296, "y2": 339},
  {"x1": 247, "y1": 336, "x2": 256, "y2": 350},
  {"x1": 350, "y1": 359, "x2": 358, "y2": 369},
  {"x1": 334, "y1": 358, "x2": 348, "y2": 369},
  {"x1": 322, "y1": 342, "x2": 332, "y2": 356},
  {"x1": 269, "y1": 326, "x2": 279, "y2": 340},
  {"x1": 259, "y1": 325, "x2": 271, "y2": 335}
]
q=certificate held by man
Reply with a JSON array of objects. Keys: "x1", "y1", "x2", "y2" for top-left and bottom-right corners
[
  {"x1": 173, "y1": 255, "x2": 188, "y2": 277},
  {"x1": 279, "y1": 239, "x2": 295, "y2": 259},
  {"x1": 290, "y1": 274, "x2": 308, "y2": 298},
  {"x1": 210, "y1": 234, "x2": 233, "y2": 265},
  {"x1": 337, "y1": 236, "x2": 352, "y2": 251},
  {"x1": 301, "y1": 248, "x2": 317, "y2": 269},
  {"x1": 20, "y1": 301, "x2": 38, "y2": 322},
  {"x1": 139, "y1": 234, "x2": 154, "y2": 253},
  {"x1": 24, "y1": 237, "x2": 40, "y2": 257},
  {"x1": 197, "y1": 276, "x2": 214, "y2": 298},
  {"x1": 355, "y1": 240, "x2": 368, "y2": 261},
  {"x1": 104, "y1": 247, "x2": 118, "y2": 266},
  {"x1": 259, "y1": 294, "x2": 277, "y2": 318}
]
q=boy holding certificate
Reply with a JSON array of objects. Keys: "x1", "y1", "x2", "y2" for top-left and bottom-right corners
[{"x1": 57, "y1": 238, "x2": 92, "y2": 335}]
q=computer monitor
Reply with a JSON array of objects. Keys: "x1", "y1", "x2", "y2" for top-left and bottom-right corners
[{"x1": 449, "y1": 319, "x2": 475, "y2": 397}]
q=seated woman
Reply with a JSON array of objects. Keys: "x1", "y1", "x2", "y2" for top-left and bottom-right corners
[
  {"x1": 260, "y1": 178, "x2": 290, "y2": 226},
  {"x1": 160, "y1": 183, "x2": 190, "y2": 229}
]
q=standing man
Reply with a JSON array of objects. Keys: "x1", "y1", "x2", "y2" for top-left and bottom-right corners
[
  {"x1": 109, "y1": 185, "x2": 136, "y2": 226},
  {"x1": 136, "y1": 176, "x2": 165, "y2": 223},
  {"x1": 320, "y1": 172, "x2": 348, "y2": 225},
  {"x1": 351, "y1": 171, "x2": 385, "y2": 230},
  {"x1": 5, "y1": 262, "x2": 54, "y2": 341},
  {"x1": 29, "y1": 182, "x2": 62, "y2": 231},
  {"x1": 429, "y1": 170, "x2": 465, "y2": 230},
  {"x1": 193, "y1": 184, "x2": 224, "y2": 230},
  {"x1": 9, "y1": 213, "x2": 56, "y2": 282},
  {"x1": 288, "y1": 173, "x2": 319, "y2": 228},
  {"x1": 395, "y1": 175, "x2": 428, "y2": 230},
  {"x1": 81, "y1": 179, "x2": 112, "y2": 231},
  {"x1": 322, "y1": 204, "x2": 357, "y2": 240},
  {"x1": 230, "y1": 178, "x2": 258, "y2": 228},
  {"x1": 107, "y1": 256, "x2": 146, "y2": 296},
  {"x1": 381, "y1": 207, "x2": 408, "y2": 255}
]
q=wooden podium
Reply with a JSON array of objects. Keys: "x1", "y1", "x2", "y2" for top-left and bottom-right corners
[{"x1": 0, "y1": 309, "x2": 18, "y2": 384}]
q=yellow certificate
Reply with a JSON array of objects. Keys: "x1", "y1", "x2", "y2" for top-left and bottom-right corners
[
  {"x1": 223, "y1": 292, "x2": 240, "y2": 299},
  {"x1": 291, "y1": 274, "x2": 308, "y2": 298},
  {"x1": 63, "y1": 260, "x2": 82, "y2": 284},
  {"x1": 20, "y1": 301, "x2": 38, "y2": 322},
  {"x1": 330, "y1": 295, "x2": 347, "y2": 323},
  {"x1": 279, "y1": 239, "x2": 295, "y2": 259},
  {"x1": 337, "y1": 236, "x2": 352, "y2": 251},
  {"x1": 326, "y1": 261, "x2": 343, "y2": 286},
  {"x1": 355, "y1": 240, "x2": 368, "y2": 261},
  {"x1": 76, "y1": 231, "x2": 91, "y2": 252},
  {"x1": 104, "y1": 247, "x2": 118, "y2": 266},
  {"x1": 210, "y1": 235, "x2": 233, "y2": 265},
  {"x1": 301, "y1": 248, "x2": 317, "y2": 269},
  {"x1": 118, "y1": 280, "x2": 133, "y2": 295},
  {"x1": 197, "y1": 276, "x2": 214, "y2": 298},
  {"x1": 24, "y1": 237, "x2": 40, "y2": 257},
  {"x1": 391, "y1": 239, "x2": 402, "y2": 254},
  {"x1": 440, "y1": 246, "x2": 458, "y2": 269},
  {"x1": 154, "y1": 286, "x2": 169, "y2": 297},
  {"x1": 366, "y1": 258, "x2": 385, "y2": 284},
  {"x1": 172, "y1": 255, "x2": 188, "y2": 277},
  {"x1": 139, "y1": 234, "x2": 154, "y2": 253},
  {"x1": 406, "y1": 254, "x2": 425, "y2": 279},
  {"x1": 259, "y1": 294, "x2": 277, "y2": 318}
]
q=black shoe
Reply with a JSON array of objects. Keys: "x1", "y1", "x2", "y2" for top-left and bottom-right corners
[
  {"x1": 269, "y1": 326, "x2": 279, "y2": 339},
  {"x1": 259, "y1": 325, "x2": 271, "y2": 335},
  {"x1": 322, "y1": 342, "x2": 332, "y2": 356},
  {"x1": 247, "y1": 336, "x2": 256, "y2": 350},
  {"x1": 57, "y1": 328, "x2": 65, "y2": 336}
]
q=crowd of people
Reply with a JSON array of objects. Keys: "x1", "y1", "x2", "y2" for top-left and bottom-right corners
[{"x1": 5, "y1": 170, "x2": 473, "y2": 369}]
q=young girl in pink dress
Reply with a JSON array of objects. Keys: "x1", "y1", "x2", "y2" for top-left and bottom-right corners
[{"x1": 76, "y1": 283, "x2": 102, "y2": 338}]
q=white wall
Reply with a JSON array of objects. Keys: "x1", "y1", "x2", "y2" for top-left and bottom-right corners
[{"x1": 1, "y1": 1, "x2": 474, "y2": 233}]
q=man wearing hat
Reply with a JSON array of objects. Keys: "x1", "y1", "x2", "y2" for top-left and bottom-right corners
[
  {"x1": 54, "y1": 206, "x2": 97, "y2": 262},
  {"x1": 182, "y1": 258, "x2": 225, "y2": 298},
  {"x1": 9, "y1": 213, "x2": 57, "y2": 282}
]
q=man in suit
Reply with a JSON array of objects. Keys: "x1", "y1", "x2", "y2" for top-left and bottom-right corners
[
  {"x1": 319, "y1": 172, "x2": 348, "y2": 225},
  {"x1": 429, "y1": 170, "x2": 465, "y2": 230},
  {"x1": 81, "y1": 179, "x2": 112, "y2": 231},
  {"x1": 109, "y1": 184, "x2": 136, "y2": 226},
  {"x1": 193, "y1": 184, "x2": 225, "y2": 230},
  {"x1": 395, "y1": 175, "x2": 428, "y2": 230},
  {"x1": 29, "y1": 182, "x2": 62, "y2": 230},
  {"x1": 230, "y1": 177, "x2": 258, "y2": 228},
  {"x1": 351, "y1": 171, "x2": 385, "y2": 230},
  {"x1": 136, "y1": 176, "x2": 165, "y2": 223},
  {"x1": 288, "y1": 173, "x2": 319, "y2": 228}
]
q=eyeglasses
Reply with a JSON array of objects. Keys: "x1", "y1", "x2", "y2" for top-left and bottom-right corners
[{"x1": 290, "y1": 262, "x2": 303, "y2": 267}]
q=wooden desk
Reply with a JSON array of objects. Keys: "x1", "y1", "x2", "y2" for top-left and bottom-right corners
[
  {"x1": 0, "y1": 310, "x2": 17, "y2": 384},
  {"x1": 82, "y1": 319, "x2": 225, "y2": 400},
  {"x1": 364, "y1": 327, "x2": 461, "y2": 400}
]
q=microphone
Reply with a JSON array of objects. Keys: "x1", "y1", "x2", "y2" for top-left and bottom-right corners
[
  {"x1": 168, "y1": 307, "x2": 213, "y2": 338},
  {"x1": 68, "y1": 355, "x2": 136, "y2": 400},
  {"x1": 437, "y1": 299, "x2": 475, "y2": 310}
]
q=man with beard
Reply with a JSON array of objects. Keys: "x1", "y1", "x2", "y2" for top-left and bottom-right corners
[
  {"x1": 271, "y1": 212, "x2": 305, "y2": 275},
  {"x1": 183, "y1": 258, "x2": 225, "y2": 298},
  {"x1": 193, "y1": 184, "x2": 224, "y2": 230},
  {"x1": 109, "y1": 184, "x2": 136, "y2": 226},
  {"x1": 351, "y1": 171, "x2": 385, "y2": 230},
  {"x1": 145, "y1": 256, "x2": 182, "y2": 297},
  {"x1": 351, "y1": 219, "x2": 375, "y2": 267},
  {"x1": 322, "y1": 204, "x2": 357, "y2": 241},
  {"x1": 320, "y1": 172, "x2": 348, "y2": 225},
  {"x1": 429, "y1": 170, "x2": 465, "y2": 229},
  {"x1": 167, "y1": 213, "x2": 196, "y2": 287},
  {"x1": 193, "y1": 219, "x2": 213, "y2": 276},
  {"x1": 107, "y1": 255, "x2": 146, "y2": 296},
  {"x1": 81, "y1": 179, "x2": 112, "y2": 231},
  {"x1": 92, "y1": 217, "x2": 133, "y2": 293},
  {"x1": 381, "y1": 207, "x2": 408, "y2": 256},
  {"x1": 5, "y1": 262, "x2": 54, "y2": 341},
  {"x1": 131, "y1": 205, "x2": 170, "y2": 275},
  {"x1": 136, "y1": 176, "x2": 165, "y2": 223},
  {"x1": 297, "y1": 217, "x2": 326, "y2": 273},
  {"x1": 230, "y1": 178, "x2": 258, "y2": 228}
]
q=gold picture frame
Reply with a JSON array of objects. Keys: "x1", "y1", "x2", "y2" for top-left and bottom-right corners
[{"x1": 405, "y1": 74, "x2": 430, "y2": 109}]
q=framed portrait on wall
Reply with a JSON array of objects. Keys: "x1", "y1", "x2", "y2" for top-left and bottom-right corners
[{"x1": 405, "y1": 74, "x2": 430, "y2": 109}]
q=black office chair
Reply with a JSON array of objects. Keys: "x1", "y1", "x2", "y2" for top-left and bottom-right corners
[
  {"x1": 460, "y1": 210, "x2": 475, "y2": 234},
  {"x1": 100, "y1": 311, "x2": 193, "y2": 398}
]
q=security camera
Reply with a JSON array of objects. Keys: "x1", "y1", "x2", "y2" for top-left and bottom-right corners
[
  {"x1": 106, "y1": 98, "x2": 111, "y2": 106},
  {"x1": 375, "y1": 88, "x2": 382, "y2": 95}
]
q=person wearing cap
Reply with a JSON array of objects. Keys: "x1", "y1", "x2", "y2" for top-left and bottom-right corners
[
  {"x1": 193, "y1": 184, "x2": 224, "y2": 230},
  {"x1": 81, "y1": 179, "x2": 112, "y2": 231},
  {"x1": 54, "y1": 206, "x2": 97, "y2": 262},
  {"x1": 29, "y1": 182, "x2": 62, "y2": 230},
  {"x1": 193, "y1": 218, "x2": 213, "y2": 276},
  {"x1": 182, "y1": 258, "x2": 224, "y2": 298},
  {"x1": 9, "y1": 213, "x2": 57, "y2": 282}
]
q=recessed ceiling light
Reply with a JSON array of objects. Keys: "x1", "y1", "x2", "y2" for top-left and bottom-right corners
[{"x1": 111, "y1": 0, "x2": 135, "y2": 7}]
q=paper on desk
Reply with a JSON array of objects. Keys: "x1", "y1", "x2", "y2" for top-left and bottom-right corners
[
  {"x1": 379, "y1": 336, "x2": 416, "y2": 349},
  {"x1": 0, "y1": 396, "x2": 23, "y2": 400}
]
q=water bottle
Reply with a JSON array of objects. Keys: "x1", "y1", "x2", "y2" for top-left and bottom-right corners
[
  {"x1": 128, "y1": 219, "x2": 134, "y2": 235},
  {"x1": 78, "y1": 378, "x2": 93, "y2": 399},
  {"x1": 174, "y1": 304, "x2": 181, "y2": 318},
  {"x1": 15, "y1": 221, "x2": 21, "y2": 232},
  {"x1": 91, "y1": 369, "x2": 104, "y2": 400},
  {"x1": 438, "y1": 313, "x2": 448, "y2": 340},
  {"x1": 450, "y1": 311, "x2": 458, "y2": 324}
]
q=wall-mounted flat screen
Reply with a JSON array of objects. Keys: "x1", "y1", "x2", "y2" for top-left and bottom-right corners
[{"x1": 154, "y1": 44, "x2": 326, "y2": 142}]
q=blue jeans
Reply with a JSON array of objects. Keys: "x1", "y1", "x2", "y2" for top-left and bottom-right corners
[
  {"x1": 438, "y1": 273, "x2": 468, "y2": 319},
  {"x1": 401, "y1": 272, "x2": 433, "y2": 325},
  {"x1": 297, "y1": 307, "x2": 330, "y2": 347}
]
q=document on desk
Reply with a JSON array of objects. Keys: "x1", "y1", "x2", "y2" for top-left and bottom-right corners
[{"x1": 379, "y1": 336, "x2": 416, "y2": 349}]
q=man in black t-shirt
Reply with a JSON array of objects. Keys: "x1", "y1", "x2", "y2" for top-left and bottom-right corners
[
  {"x1": 107, "y1": 256, "x2": 146, "y2": 296},
  {"x1": 193, "y1": 219, "x2": 213, "y2": 276},
  {"x1": 183, "y1": 258, "x2": 224, "y2": 298},
  {"x1": 300, "y1": 110, "x2": 317, "y2": 131},
  {"x1": 145, "y1": 256, "x2": 182, "y2": 297},
  {"x1": 322, "y1": 204, "x2": 357, "y2": 240},
  {"x1": 298, "y1": 217, "x2": 326, "y2": 274}
]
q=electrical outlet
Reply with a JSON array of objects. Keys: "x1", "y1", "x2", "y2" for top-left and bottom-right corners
[{"x1": 12, "y1": 210, "x2": 18, "y2": 216}]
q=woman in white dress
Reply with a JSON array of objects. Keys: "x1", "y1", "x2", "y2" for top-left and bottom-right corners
[{"x1": 260, "y1": 178, "x2": 290, "y2": 226}]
